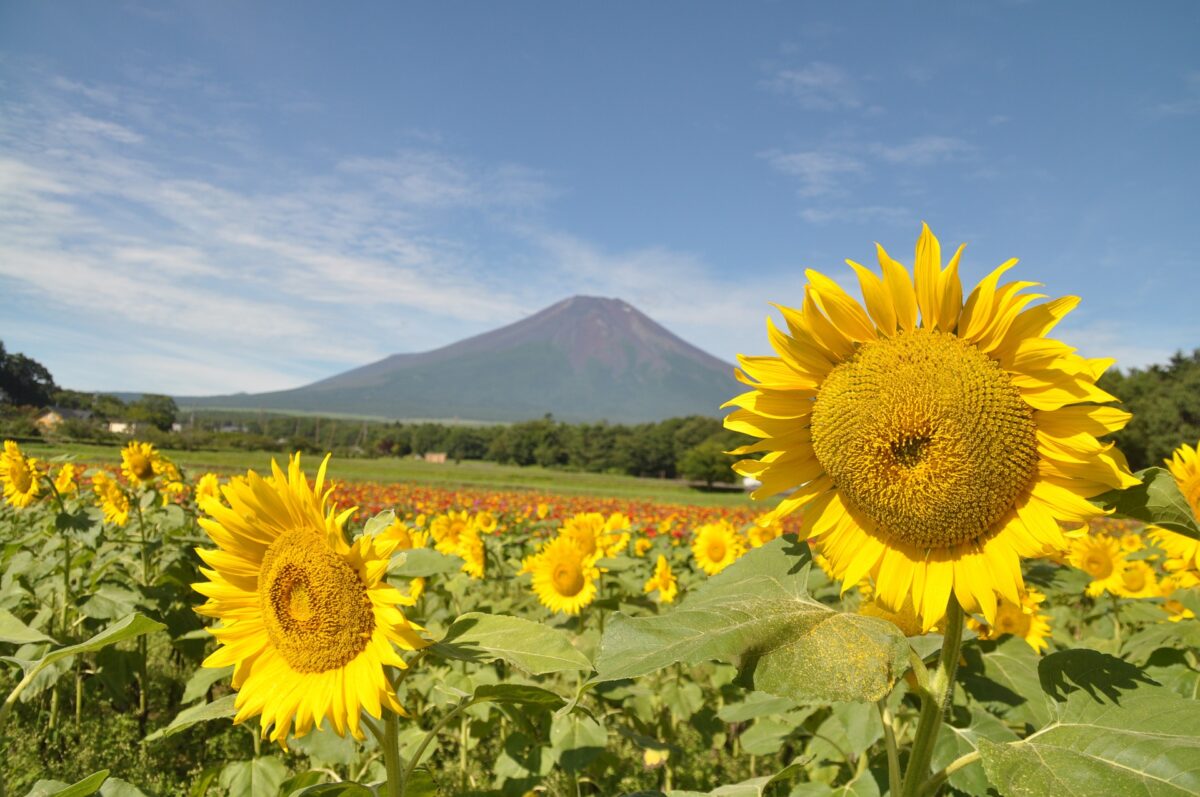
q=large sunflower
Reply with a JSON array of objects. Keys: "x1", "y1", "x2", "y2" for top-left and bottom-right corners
[
  {"x1": 727, "y1": 225, "x2": 1137, "y2": 629},
  {"x1": 193, "y1": 454, "x2": 427, "y2": 745},
  {"x1": 1148, "y1": 439, "x2": 1200, "y2": 570}
]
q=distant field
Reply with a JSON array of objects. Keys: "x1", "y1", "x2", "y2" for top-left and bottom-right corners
[{"x1": 25, "y1": 441, "x2": 760, "y2": 508}]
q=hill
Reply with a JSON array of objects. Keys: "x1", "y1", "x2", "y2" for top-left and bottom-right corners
[{"x1": 180, "y1": 296, "x2": 739, "y2": 423}]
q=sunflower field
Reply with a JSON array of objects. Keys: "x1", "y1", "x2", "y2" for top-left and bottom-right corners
[{"x1": 3, "y1": 227, "x2": 1200, "y2": 797}]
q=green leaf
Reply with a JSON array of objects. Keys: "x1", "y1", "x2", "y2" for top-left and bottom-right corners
[
  {"x1": 181, "y1": 664, "x2": 232, "y2": 704},
  {"x1": 716, "y1": 691, "x2": 801, "y2": 723},
  {"x1": 390, "y1": 548, "x2": 464, "y2": 578},
  {"x1": 593, "y1": 536, "x2": 909, "y2": 703},
  {"x1": 287, "y1": 785, "x2": 373, "y2": 797},
  {"x1": 788, "y1": 771, "x2": 880, "y2": 797},
  {"x1": 23, "y1": 771, "x2": 109, "y2": 797},
  {"x1": 145, "y1": 694, "x2": 237, "y2": 742},
  {"x1": 930, "y1": 707, "x2": 1019, "y2": 797},
  {"x1": 960, "y1": 636, "x2": 1053, "y2": 728},
  {"x1": 4, "y1": 613, "x2": 165, "y2": 677},
  {"x1": 472, "y1": 683, "x2": 566, "y2": 708},
  {"x1": 1143, "y1": 648, "x2": 1200, "y2": 700},
  {"x1": 666, "y1": 762, "x2": 804, "y2": 796},
  {"x1": 1099, "y1": 466, "x2": 1200, "y2": 539},
  {"x1": 288, "y1": 726, "x2": 359, "y2": 768},
  {"x1": 431, "y1": 612, "x2": 592, "y2": 674},
  {"x1": 219, "y1": 758, "x2": 289, "y2": 797},
  {"x1": 402, "y1": 769, "x2": 439, "y2": 797},
  {"x1": 806, "y1": 701, "x2": 883, "y2": 763},
  {"x1": 977, "y1": 649, "x2": 1200, "y2": 796},
  {"x1": 550, "y1": 712, "x2": 607, "y2": 771},
  {"x1": 0, "y1": 607, "x2": 55, "y2": 645},
  {"x1": 99, "y1": 779, "x2": 149, "y2": 797},
  {"x1": 363, "y1": 509, "x2": 395, "y2": 537}
]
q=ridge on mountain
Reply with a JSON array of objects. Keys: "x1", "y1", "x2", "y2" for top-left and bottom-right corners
[{"x1": 182, "y1": 295, "x2": 738, "y2": 423}]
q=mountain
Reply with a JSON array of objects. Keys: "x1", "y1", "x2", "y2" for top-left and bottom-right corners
[{"x1": 181, "y1": 296, "x2": 739, "y2": 423}]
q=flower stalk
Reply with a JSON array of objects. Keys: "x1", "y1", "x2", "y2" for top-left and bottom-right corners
[{"x1": 900, "y1": 596, "x2": 964, "y2": 797}]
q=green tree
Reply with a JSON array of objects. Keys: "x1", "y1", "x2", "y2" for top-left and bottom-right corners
[
  {"x1": 1100, "y1": 349, "x2": 1200, "y2": 469},
  {"x1": 0, "y1": 341, "x2": 58, "y2": 407},
  {"x1": 677, "y1": 438, "x2": 739, "y2": 488},
  {"x1": 128, "y1": 394, "x2": 179, "y2": 431}
]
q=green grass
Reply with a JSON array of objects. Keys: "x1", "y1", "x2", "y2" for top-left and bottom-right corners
[{"x1": 26, "y1": 442, "x2": 760, "y2": 507}]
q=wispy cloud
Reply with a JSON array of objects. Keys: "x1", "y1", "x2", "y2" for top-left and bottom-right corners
[
  {"x1": 1154, "y1": 70, "x2": 1200, "y2": 115},
  {"x1": 762, "y1": 62, "x2": 862, "y2": 110},
  {"x1": 870, "y1": 135, "x2": 972, "y2": 165},
  {"x1": 760, "y1": 149, "x2": 865, "y2": 198}
]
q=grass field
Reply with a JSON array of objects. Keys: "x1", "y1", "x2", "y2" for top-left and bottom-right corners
[{"x1": 24, "y1": 441, "x2": 758, "y2": 507}]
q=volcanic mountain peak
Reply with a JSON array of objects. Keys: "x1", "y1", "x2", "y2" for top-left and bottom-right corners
[{"x1": 186, "y1": 296, "x2": 737, "y2": 423}]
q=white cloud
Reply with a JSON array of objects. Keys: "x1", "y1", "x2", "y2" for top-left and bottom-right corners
[
  {"x1": 870, "y1": 135, "x2": 972, "y2": 165},
  {"x1": 798, "y1": 205, "x2": 912, "y2": 226},
  {"x1": 763, "y1": 62, "x2": 862, "y2": 110},
  {"x1": 761, "y1": 149, "x2": 866, "y2": 197}
]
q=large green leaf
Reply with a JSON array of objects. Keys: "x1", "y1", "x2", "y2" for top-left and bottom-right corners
[
  {"x1": 431, "y1": 612, "x2": 591, "y2": 674},
  {"x1": 390, "y1": 548, "x2": 465, "y2": 578},
  {"x1": 930, "y1": 706, "x2": 1019, "y2": 796},
  {"x1": 977, "y1": 649, "x2": 1200, "y2": 796},
  {"x1": 23, "y1": 771, "x2": 109, "y2": 797},
  {"x1": 180, "y1": 664, "x2": 233, "y2": 704},
  {"x1": 1098, "y1": 467, "x2": 1200, "y2": 539},
  {"x1": 960, "y1": 636, "x2": 1053, "y2": 728},
  {"x1": 550, "y1": 712, "x2": 607, "y2": 771},
  {"x1": 593, "y1": 537, "x2": 909, "y2": 703},
  {"x1": 0, "y1": 607, "x2": 54, "y2": 645},
  {"x1": 3, "y1": 613, "x2": 165, "y2": 677},
  {"x1": 219, "y1": 758, "x2": 289, "y2": 797},
  {"x1": 145, "y1": 694, "x2": 237, "y2": 742}
]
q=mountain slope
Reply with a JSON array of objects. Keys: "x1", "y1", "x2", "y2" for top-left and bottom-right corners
[{"x1": 182, "y1": 296, "x2": 738, "y2": 423}]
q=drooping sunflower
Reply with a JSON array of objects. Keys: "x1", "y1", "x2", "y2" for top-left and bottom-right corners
[
  {"x1": 634, "y1": 537, "x2": 654, "y2": 557},
  {"x1": 727, "y1": 225, "x2": 1137, "y2": 629},
  {"x1": 456, "y1": 527, "x2": 486, "y2": 580},
  {"x1": 193, "y1": 454, "x2": 428, "y2": 745},
  {"x1": 559, "y1": 512, "x2": 606, "y2": 559},
  {"x1": 379, "y1": 518, "x2": 430, "y2": 551},
  {"x1": 474, "y1": 510, "x2": 498, "y2": 534},
  {"x1": 643, "y1": 554, "x2": 678, "y2": 603},
  {"x1": 120, "y1": 441, "x2": 166, "y2": 487},
  {"x1": 53, "y1": 462, "x2": 79, "y2": 496},
  {"x1": 690, "y1": 520, "x2": 746, "y2": 576},
  {"x1": 528, "y1": 536, "x2": 600, "y2": 615},
  {"x1": 1, "y1": 440, "x2": 40, "y2": 508},
  {"x1": 91, "y1": 471, "x2": 130, "y2": 526},
  {"x1": 1148, "y1": 439, "x2": 1200, "y2": 570},
  {"x1": 968, "y1": 588, "x2": 1052, "y2": 653}
]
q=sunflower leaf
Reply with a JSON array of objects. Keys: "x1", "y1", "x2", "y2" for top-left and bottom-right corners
[
  {"x1": 977, "y1": 650, "x2": 1200, "y2": 796},
  {"x1": 432, "y1": 612, "x2": 592, "y2": 674},
  {"x1": 22, "y1": 771, "x2": 109, "y2": 797},
  {"x1": 1097, "y1": 466, "x2": 1200, "y2": 539},
  {"x1": 592, "y1": 536, "x2": 910, "y2": 703},
  {"x1": 145, "y1": 694, "x2": 237, "y2": 742}
]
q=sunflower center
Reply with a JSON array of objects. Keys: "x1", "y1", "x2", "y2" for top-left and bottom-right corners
[
  {"x1": 10, "y1": 462, "x2": 33, "y2": 493},
  {"x1": 259, "y1": 529, "x2": 374, "y2": 673},
  {"x1": 707, "y1": 540, "x2": 727, "y2": 562},
  {"x1": 810, "y1": 329, "x2": 1038, "y2": 549},
  {"x1": 128, "y1": 452, "x2": 154, "y2": 480},
  {"x1": 1083, "y1": 552, "x2": 1112, "y2": 579},
  {"x1": 1122, "y1": 567, "x2": 1146, "y2": 592},
  {"x1": 553, "y1": 562, "x2": 585, "y2": 596},
  {"x1": 993, "y1": 606, "x2": 1026, "y2": 636}
]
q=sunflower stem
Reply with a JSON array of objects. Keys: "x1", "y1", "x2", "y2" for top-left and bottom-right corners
[
  {"x1": 900, "y1": 597, "x2": 964, "y2": 797},
  {"x1": 381, "y1": 710, "x2": 405, "y2": 797},
  {"x1": 877, "y1": 699, "x2": 902, "y2": 797}
]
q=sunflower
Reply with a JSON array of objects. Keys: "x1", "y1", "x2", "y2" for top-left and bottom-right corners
[
  {"x1": 643, "y1": 554, "x2": 678, "y2": 603},
  {"x1": 1147, "y1": 439, "x2": 1200, "y2": 570},
  {"x1": 633, "y1": 537, "x2": 654, "y2": 557},
  {"x1": 456, "y1": 527, "x2": 486, "y2": 580},
  {"x1": 91, "y1": 471, "x2": 131, "y2": 526},
  {"x1": 858, "y1": 595, "x2": 924, "y2": 638},
  {"x1": 968, "y1": 588, "x2": 1052, "y2": 653},
  {"x1": 1069, "y1": 533, "x2": 1126, "y2": 596},
  {"x1": 430, "y1": 510, "x2": 473, "y2": 555},
  {"x1": 53, "y1": 463, "x2": 79, "y2": 496},
  {"x1": 474, "y1": 510, "x2": 498, "y2": 534},
  {"x1": 1, "y1": 440, "x2": 41, "y2": 508},
  {"x1": 193, "y1": 454, "x2": 427, "y2": 745},
  {"x1": 379, "y1": 518, "x2": 429, "y2": 551},
  {"x1": 195, "y1": 473, "x2": 222, "y2": 505},
  {"x1": 560, "y1": 512, "x2": 606, "y2": 559},
  {"x1": 690, "y1": 520, "x2": 746, "y2": 576},
  {"x1": 746, "y1": 518, "x2": 783, "y2": 548},
  {"x1": 726, "y1": 225, "x2": 1137, "y2": 629},
  {"x1": 528, "y1": 536, "x2": 600, "y2": 615},
  {"x1": 120, "y1": 441, "x2": 165, "y2": 487},
  {"x1": 1111, "y1": 560, "x2": 1159, "y2": 599}
]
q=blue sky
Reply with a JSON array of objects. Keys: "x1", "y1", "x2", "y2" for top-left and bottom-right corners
[{"x1": 1, "y1": 2, "x2": 1197, "y2": 395}]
